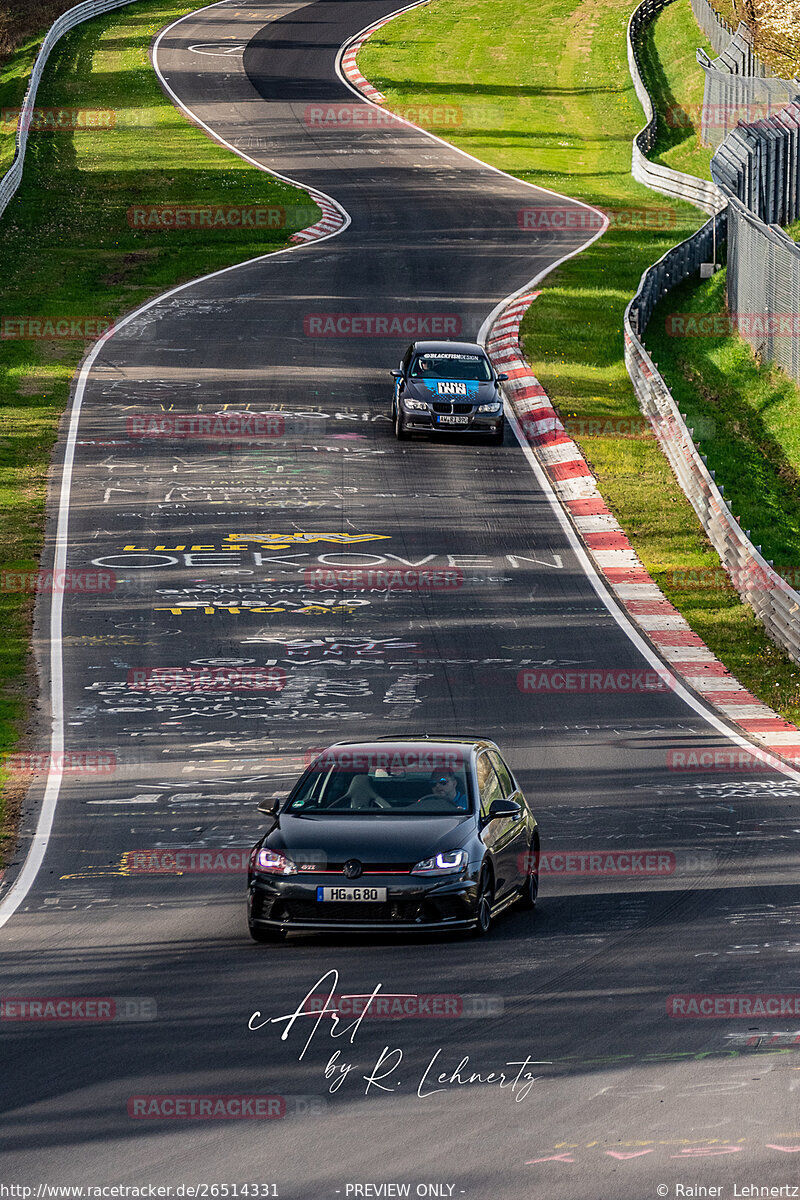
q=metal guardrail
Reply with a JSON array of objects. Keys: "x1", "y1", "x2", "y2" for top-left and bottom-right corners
[
  {"x1": 0, "y1": 0, "x2": 141, "y2": 222},
  {"x1": 626, "y1": 208, "x2": 728, "y2": 336},
  {"x1": 628, "y1": 0, "x2": 727, "y2": 214},
  {"x1": 625, "y1": 0, "x2": 800, "y2": 664},
  {"x1": 625, "y1": 278, "x2": 800, "y2": 663}
]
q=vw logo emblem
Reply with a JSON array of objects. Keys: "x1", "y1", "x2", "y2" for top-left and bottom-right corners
[{"x1": 343, "y1": 859, "x2": 362, "y2": 879}]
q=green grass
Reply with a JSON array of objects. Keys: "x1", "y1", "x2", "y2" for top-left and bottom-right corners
[
  {"x1": 0, "y1": 0, "x2": 319, "y2": 860},
  {"x1": 360, "y1": 0, "x2": 800, "y2": 723},
  {"x1": 647, "y1": 269, "x2": 800, "y2": 568},
  {"x1": 641, "y1": 0, "x2": 714, "y2": 178},
  {"x1": 644, "y1": 265, "x2": 800, "y2": 709},
  {"x1": 0, "y1": 35, "x2": 38, "y2": 174}
]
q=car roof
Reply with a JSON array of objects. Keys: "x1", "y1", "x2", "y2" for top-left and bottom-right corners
[
  {"x1": 410, "y1": 341, "x2": 487, "y2": 356},
  {"x1": 325, "y1": 737, "x2": 497, "y2": 751}
]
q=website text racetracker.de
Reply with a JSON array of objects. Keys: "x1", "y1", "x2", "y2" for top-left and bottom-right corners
[
  {"x1": 0, "y1": 1188, "x2": 280, "y2": 1198},
  {"x1": 518, "y1": 668, "x2": 673, "y2": 693},
  {"x1": 303, "y1": 102, "x2": 464, "y2": 129},
  {"x1": 303, "y1": 314, "x2": 461, "y2": 337},
  {"x1": 302, "y1": 567, "x2": 464, "y2": 592},
  {"x1": 4, "y1": 752, "x2": 116, "y2": 776},
  {"x1": 127, "y1": 414, "x2": 285, "y2": 440},
  {"x1": 517, "y1": 205, "x2": 677, "y2": 230},
  {"x1": 0, "y1": 107, "x2": 116, "y2": 132},
  {"x1": 305, "y1": 746, "x2": 466, "y2": 771}
]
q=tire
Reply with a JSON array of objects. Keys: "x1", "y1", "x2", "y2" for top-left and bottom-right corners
[
  {"x1": 472, "y1": 865, "x2": 494, "y2": 936},
  {"x1": 248, "y1": 921, "x2": 286, "y2": 943},
  {"x1": 395, "y1": 406, "x2": 410, "y2": 440},
  {"x1": 519, "y1": 838, "x2": 539, "y2": 910}
]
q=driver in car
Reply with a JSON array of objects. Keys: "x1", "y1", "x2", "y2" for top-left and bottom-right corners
[{"x1": 428, "y1": 770, "x2": 469, "y2": 811}]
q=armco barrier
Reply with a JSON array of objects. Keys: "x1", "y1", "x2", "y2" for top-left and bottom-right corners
[
  {"x1": 625, "y1": 0, "x2": 800, "y2": 664},
  {"x1": 628, "y1": 0, "x2": 726, "y2": 214},
  {"x1": 0, "y1": 0, "x2": 142, "y2": 222},
  {"x1": 624, "y1": 226, "x2": 800, "y2": 665},
  {"x1": 0, "y1": 2, "x2": 342, "y2": 244}
]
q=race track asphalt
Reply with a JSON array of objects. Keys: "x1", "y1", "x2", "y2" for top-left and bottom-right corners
[{"x1": 2, "y1": 1, "x2": 800, "y2": 1194}]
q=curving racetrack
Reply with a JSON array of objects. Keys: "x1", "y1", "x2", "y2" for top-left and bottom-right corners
[{"x1": 3, "y1": 0, "x2": 800, "y2": 1194}]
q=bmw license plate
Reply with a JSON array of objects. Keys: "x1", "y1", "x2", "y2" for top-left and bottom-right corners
[
  {"x1": 317, "y1": 886, "x2": 387, "y2": 902},
  {"x1": 437, "y1": 414, "x2": 469, "y2": 425}
]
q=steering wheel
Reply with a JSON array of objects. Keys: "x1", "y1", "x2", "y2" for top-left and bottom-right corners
[{"x1": 412, "y1": 793, "x2": 462, "y2": 810}]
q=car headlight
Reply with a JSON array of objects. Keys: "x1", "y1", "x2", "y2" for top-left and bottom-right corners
[
  {"x1": 254, "y1": 847, "x2": 296, "y2": 875},
  {"x1": 403, "y1": 398, "x2": 428, "y2": 410},
  {"x1": 477, "y1": 402, "x2": 502, "y2": 413},
  {"x1": 411, "y1": 849, "x2": 468, "y2": 876}
]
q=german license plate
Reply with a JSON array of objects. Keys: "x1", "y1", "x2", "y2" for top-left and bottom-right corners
[
  {"x1": 317, "y1": 886, "x2": 387, "y2": 902},
  {"x1": 437, "y1": 414, "x2": 469, "y2": 425}
]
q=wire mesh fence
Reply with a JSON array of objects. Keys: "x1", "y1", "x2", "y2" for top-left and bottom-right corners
[
  {"x1": 697, "y1": 23, "x2": 798, "y2": 151},
  {"x1": 711, "y1": 103, "x2": 800, "y2": 383},
  {"x1": 690, "y1": 0, "x2": 733, "y2": 57},
  {"x1": 627, "y1": 210, "x2": 728, "y2": 336},
  {"x1": 626, "y1": 0, "x2": 800, "y2": 663}
]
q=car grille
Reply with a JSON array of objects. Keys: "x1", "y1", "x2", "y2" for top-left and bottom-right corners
[
  {"x1": 301, "y1": 863, "x2": 412, "y2": 875},
  {"x1": 280, "y1": 898, "x2": 436, "y2": 923},
  {"x1": 284, "y1": 900, "x2": 394, "y2": 922},
  {"x1": 432, "y1": 402, "x2": 473, "y2": 414}
]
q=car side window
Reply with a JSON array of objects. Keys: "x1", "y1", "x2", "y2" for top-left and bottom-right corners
[
  {"x1": 488, "y1": 752, "x2": 516, "y2": 799},
  {"x1": 476, "y1": 752, "x2": 503, "y2": 820},
  {"x1": 401, "y1": 345, "x2": 413, "y2": 374}
]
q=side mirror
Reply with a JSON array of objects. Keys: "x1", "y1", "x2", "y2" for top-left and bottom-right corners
[
  {"x1": 487, "y1": 797, "x2": 521, "y2": 820},
  {"x1": 390, "y1": 369, "x2": 402, "y2": 378},
  {"x1": 258, "y1": 795, "x2": 282, "y2": 815},
  {"x1": 496, "y1": 373, "x2": 509, "y2": 382}
]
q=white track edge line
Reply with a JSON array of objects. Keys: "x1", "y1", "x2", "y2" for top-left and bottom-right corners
[
  {"x1": 3, "y1": 0, "x2": 796, "y2": 932},
  {"x1": 152, "y1": 0, "x2": 351, "y2": 236},
  {"x1": 0, "y1": 0, "x2": 353, "y2": 930},
  {"x1": 336, "y1": 4, "x2": 800, "y2": 783},
  {"x1": 502, "y1": 402, "x2": 800, "y2": 782},
  {"x1": 336, "y1": 6, "x2": 612, "y2": 220}
]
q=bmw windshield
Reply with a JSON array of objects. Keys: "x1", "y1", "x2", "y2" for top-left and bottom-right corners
[{"x1": 409, "y1": 353, "x2": 493, "y2": 382}]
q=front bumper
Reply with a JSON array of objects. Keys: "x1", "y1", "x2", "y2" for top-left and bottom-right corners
[
  {"x1": 399, "y1": 406, "x2": 503, "y2": 434},
  {"x1": 248, "y1": 871, "x2": 478, "y2": 932}
]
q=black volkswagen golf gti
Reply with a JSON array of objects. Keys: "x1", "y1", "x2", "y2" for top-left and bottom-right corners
[
  {"x1": 390, "y1": 341, "x2": 508, "y2": 442},
  {"x1": 247, "y1": 738, "x2": 539, "y2": 940}
]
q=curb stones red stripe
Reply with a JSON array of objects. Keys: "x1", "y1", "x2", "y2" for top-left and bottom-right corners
[
  {"x1": 343, "y1": 11, "x2": 800, "y2": 774},
  {"x1": 486, "y1": 292, "x2": 800, "y2": 769}
]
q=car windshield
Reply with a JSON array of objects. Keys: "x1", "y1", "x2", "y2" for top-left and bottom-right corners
[
  {"x1": 409, "y1": 353, "x2": 492, "y2": 382},
  {"x1": 285, "y1": 766, "x2": 474, "y2": 816}
]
